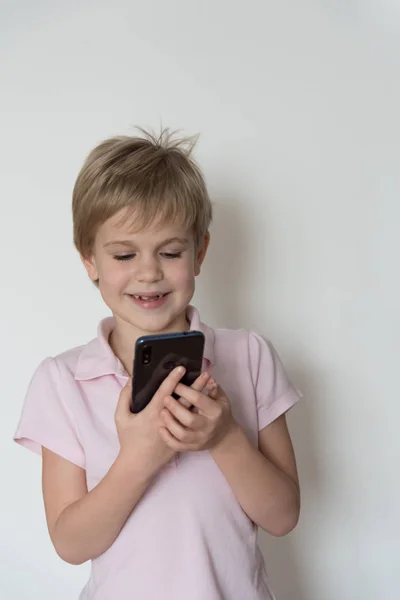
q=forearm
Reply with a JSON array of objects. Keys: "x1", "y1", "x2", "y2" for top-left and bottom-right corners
[
  {"x1": 210, "y1": 424, "x2": 300, "y2": 536},
  {"x1": 53, "y1": 453, "x2": 155, "y2": 565}
]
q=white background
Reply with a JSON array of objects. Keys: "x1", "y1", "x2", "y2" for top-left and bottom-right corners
[{"x1": 1, "y1": 1, "x2": 399, "y2": 599}]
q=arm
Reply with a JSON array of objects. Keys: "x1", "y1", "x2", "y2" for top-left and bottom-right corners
[
  {"x1": 42, "y1": 368, "x2": 210, "y2": 565},
  {"x1": 159, "y1": 382, "x2": 300, "y2": 537},
  {"x1": 210, "y1": 414, "x2": 300, "y2": 536},
  {"x1": 42, "y1": 448, "x2": 154, "y2": 565}
]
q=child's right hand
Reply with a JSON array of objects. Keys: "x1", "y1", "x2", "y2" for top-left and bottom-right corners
[{"x1": 115, "y1": 367, "x2": 211, "y2": 476}]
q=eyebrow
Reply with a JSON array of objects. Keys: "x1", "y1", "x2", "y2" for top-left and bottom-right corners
[{"x1": 103, "y1": 237, "x2": 190, "y2": 248}]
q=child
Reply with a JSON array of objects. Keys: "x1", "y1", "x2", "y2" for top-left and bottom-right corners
[{"x1": 14, "y1": 129, "x2": 302, "y2": 600}]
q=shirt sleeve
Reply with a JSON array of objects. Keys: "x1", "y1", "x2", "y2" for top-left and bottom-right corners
[
  {"x1": 13, "y1": 357, "x2": 85, "y2": 468},
  {"x1": 248, "y1": 332, "x2": 303, "y2": 431}
]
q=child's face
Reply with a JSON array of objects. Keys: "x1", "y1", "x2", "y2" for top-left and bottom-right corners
[{"x1": 82, "y1": 209, "x2": 209, "y2": 335}]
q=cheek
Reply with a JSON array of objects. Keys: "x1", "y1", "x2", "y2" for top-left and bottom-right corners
[
  {"x1": 98, "y1": 260, "x2": 129, "y2": 287},
  {"x1": 169, "y1": 259, "x2": 196, "y2": 288}
]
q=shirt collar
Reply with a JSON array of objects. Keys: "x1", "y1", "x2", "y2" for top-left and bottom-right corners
[{"x1": 74, "y1": 305, "x2": 214, "y2": 381}]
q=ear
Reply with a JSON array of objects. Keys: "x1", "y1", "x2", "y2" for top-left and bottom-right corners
[
  {"x1": 81, "y1": 253, "x2": 99, "y2": 282},
  {"x1": 195, "y1": 232, "x2": 210, "y2": 276}
]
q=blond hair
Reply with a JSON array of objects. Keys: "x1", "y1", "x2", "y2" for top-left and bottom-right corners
[{"x1": 72, "y1": 128, "x2": 212, "y2": 257}]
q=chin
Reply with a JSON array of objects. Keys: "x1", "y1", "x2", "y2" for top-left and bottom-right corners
[{"x1": 128, "y1": 310, "x2": 187, "y2": 334}]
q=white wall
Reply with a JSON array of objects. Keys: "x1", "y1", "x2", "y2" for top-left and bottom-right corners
[{"x1": 1, "y1": 2, "x2": 399, "y2": 599}]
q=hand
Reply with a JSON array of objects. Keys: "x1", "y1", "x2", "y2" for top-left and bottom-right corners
[
  {"x1": 159, "y1": 380, "x2": 237, "y2": 452},
  {"x1": 115, "y1": 367, "x2": 212, "y2": 475}
]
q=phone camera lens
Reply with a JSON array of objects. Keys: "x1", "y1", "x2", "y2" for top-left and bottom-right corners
[{"x1": 142, "y1": 346, "x2": 152, "y2": 365}]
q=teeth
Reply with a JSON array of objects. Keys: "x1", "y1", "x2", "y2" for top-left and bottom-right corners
[{"x1": 133, "y1": 294, "x2": 164, "y2": 300}]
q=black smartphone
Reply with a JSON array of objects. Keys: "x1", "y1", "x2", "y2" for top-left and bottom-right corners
[{"x1": 130, "y1": 330, "x2": 205, "y2": 413}]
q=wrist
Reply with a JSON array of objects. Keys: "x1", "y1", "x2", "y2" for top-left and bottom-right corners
[
  {"x1": 115, "y1": 449, "x2": 157, "y2": 485},
  {"x1": 210, "y1": 420, "x2": 244, "y2": 457}
]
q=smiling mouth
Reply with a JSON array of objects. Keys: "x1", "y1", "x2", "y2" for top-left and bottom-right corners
[{"x1": 130, "y1": 293, "x2": 169, "y2": 301}]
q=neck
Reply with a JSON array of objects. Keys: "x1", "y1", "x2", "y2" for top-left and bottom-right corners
[{"x1": 108, "y1": 311, "x2": 190, "y2": 376}]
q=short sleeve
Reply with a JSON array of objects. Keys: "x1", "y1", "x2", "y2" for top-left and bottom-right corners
[
  {"x1": 248, "y1": 332, "x2": 303, "y2": 431},
  {"x1": 14, "y1": 357, "x2": 85, "y2": 468}
]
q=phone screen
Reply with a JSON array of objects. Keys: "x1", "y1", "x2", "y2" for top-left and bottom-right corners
[{"x1": 130, "y1": 330, "x2": 205, "y2": 413}]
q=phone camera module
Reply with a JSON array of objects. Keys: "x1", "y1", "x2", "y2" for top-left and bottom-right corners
[{"x1": 142, "y1": 346, "x2": 152, "y2": 365}]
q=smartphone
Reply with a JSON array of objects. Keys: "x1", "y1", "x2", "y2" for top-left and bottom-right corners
[{"x1": 130, "y1": 330, "x2": 205, "y2": 413}]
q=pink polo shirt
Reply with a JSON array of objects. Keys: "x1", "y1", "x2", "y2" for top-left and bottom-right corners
[{"x1": 14, "y1": 306, "x2": 302, "y2": 600}]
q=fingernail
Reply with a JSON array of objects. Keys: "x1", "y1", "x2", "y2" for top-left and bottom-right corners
[{"x1": 176, "y1": 366, "x2": 185, "y2": 374}]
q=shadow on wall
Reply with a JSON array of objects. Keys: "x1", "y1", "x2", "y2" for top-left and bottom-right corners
[
  {"x1": 197, "y1": 196, "x2": 256, "y2": 329},
  {"x1": 260, "y1": 384, "x2": 322, "y2": 600},
  {"x1": 200, "y1": 199, "x2": 323, "y2": 600}
]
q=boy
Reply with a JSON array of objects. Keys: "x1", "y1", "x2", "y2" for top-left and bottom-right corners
[{"x1": 14, "y1": 129, "x2": 301, "y2": 600}]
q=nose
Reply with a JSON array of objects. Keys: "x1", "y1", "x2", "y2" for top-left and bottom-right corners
[{"x1": 135, "y1": 254, "x2": 163, "y2": 284}]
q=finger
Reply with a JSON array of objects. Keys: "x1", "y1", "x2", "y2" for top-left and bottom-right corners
[
  {"x1": 159, "y1": 426, "x2": 187, "y2": 452},
  {"x1": 204, "y1": 379, "x2": 218, "y2": 397},
  {"x1": 178, "y1": 396, "x2": 192, "y2": 408},
  {"x1": 207, "y1": 381, "x2": 219, "y2": 399},
  {"x1": 164, "y1": 396, "x2": 205, "y2": 430},
  {"x1": 208, "y1": 386, "x2": 217, "y2": 400},
  {"x1": 153, "y1": 366, "x2": 186, "y2": 407},
  {"x1": 160, "y1": 408, "x2": 199, "y2": 443},
  {"x1": 209, "y1": 383, "x2": 226, "y2": 400},
  {"x1": 115, "y1": 379, "x2": 133, "y2": 421},
  {"x1": 174, "y1": 383, "x2": 220, "y2": 416},
  {"x1": 192, "y1": 372, "x2": 211, "y2": 391},
  {"x1": 178, "y1": 372, "x2": 210, "y2": 408}
]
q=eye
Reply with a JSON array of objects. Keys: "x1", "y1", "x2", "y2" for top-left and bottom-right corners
[
  {"x1": 160, "y1": 252, "x2": 182, "y2": 259},
  {"x1": 114, "y1": 254, "x2": 136, "y2": 261}
]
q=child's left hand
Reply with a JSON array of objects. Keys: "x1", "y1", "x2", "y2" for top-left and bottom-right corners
[{"x1": 159, "y1": 376, "x2": 237, "y2": 452}]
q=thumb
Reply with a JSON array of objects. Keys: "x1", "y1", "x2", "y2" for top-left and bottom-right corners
[{"x1": 115, "y1": 378, "x2": 133, "y2": 420}]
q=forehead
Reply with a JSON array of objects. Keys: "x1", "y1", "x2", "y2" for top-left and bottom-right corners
[{"x1": 95, "y1": 208, "x2": 193, "y2": 245}]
